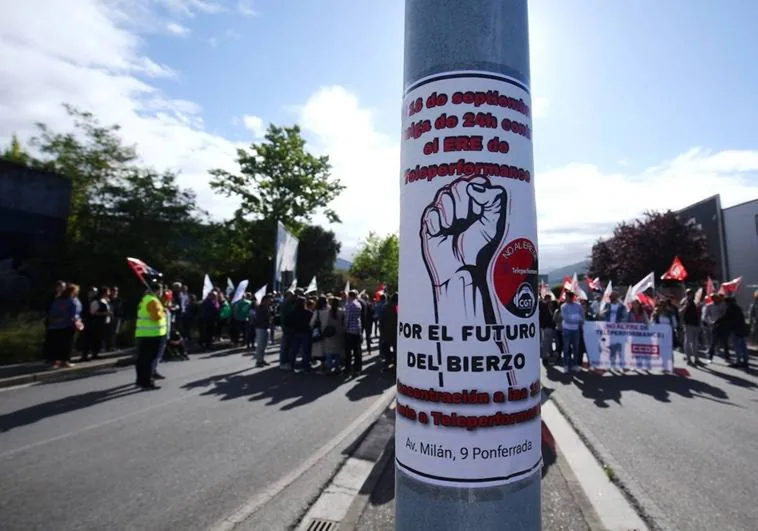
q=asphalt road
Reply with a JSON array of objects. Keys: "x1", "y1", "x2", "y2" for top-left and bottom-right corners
[
  {"x1": 0, "y1": 342, "x2": 394, "y2": 531},
  {"x1": 544, "y1": 354, "x2": 758, "y2": 531}
]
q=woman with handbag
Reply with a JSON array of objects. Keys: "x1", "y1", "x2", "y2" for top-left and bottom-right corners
[
  {"x1": 309, "y1": 296, "x2": 328, "y2": 370},
  {"x1": 321, "y1": 297, "x2": 345, "y2": 374}
]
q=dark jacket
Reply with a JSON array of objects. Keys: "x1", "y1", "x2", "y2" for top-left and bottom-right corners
[
  {"x1": 254, "y1": 305, "x2": 271, "y2": 329},
  {"x1": 292, "y1": 306, "x2": 314, "y2": 335},
  {"x1": 723, "y1": 302, "x2": 748, "y2": 338},
  {"x1": 539, "y1": 301, "x2": 554, "y2": 329},
  {"x1": 379, "y1": 304, "x2": 398, "y2": 346}
]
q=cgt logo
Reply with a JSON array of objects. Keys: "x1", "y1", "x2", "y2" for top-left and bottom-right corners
[
  {"x1": 511, "y1": 282, "x2": 537, "y2": 318},
  {"x1": 631, "y1": 344, "x2": 660, "y2": 357}
]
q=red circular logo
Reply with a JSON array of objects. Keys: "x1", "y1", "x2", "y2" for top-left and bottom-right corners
[{"x1": 492, "y1": 238, "x2": 539, "y2": 318}]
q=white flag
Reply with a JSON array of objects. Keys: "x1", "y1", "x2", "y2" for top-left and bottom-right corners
[
  {"x1": 254, "y1": 284, "x2": 267, "y2": 303},
  {"x1": 572, "y1": 273, "x2": 588, "y2": 301},
  {"x1": 598, "y1": 280, "x2": 613, "y2": 316},
  {"x1": 694, "y1": 287, "x2": 703, "y2": 305},
  {"x1": 344, "y1": 280, "x2": 351, "y2": 293},
  {"x1": 202, "y1": 274, "x2": 214, "y2": 299},
  {"x1": 288, "y1": 278, "x2": 298, "y2": 291},
  {"x1": 305, "y1": 277, "x2": 317, "y2": 294},
  {"x1": 232, "y1": 280, "x2": 249, "y2": 303},
  {"x1": 623, "y1": 285, "x2": 633, "y2": 305},
  {"x1": 226, "y1": 278, "x2": 235, "y2": 297},
  {"x1": 628, "y1": 271, "x2": 655, "y2": 302}
]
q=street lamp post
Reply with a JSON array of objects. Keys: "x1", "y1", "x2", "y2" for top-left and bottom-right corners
[{"x1": 396, "y1": 1, "x2": 541, "y2": 529}]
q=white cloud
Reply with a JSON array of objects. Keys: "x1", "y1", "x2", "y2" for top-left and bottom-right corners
[
  {"x1": 295, "y1": 86, "x2": 400, "y2": 258},
  {"x1": 0, "y1": 0, "x2": 240, "y2": 217},
  {"x1": 207, "y1": 37, "x2": 218, "y2": 47},
  {"x1": 242, "y1": 115, "x2": 265, "y2": 138},
  {"x1": 154, "y1": 0, "x2": 224, "y2": 17},
  {"x1": 532, "y1": 96, "x2": 549, "y2": 119},
  {"x1": 237, "y1": 0, "x2": 258, "y2": 16},
  {"x1": 535, "y1": 148, "x2": 758, "y2": 270},
  {"x1": 166, "y1": 22, "x2": 191, "y2": 36},
  {"x1": 3, "y1": 0, "x2": 757, "y2": 275},
  {"x1": 225, "y1": 29, "x2": 241, "y2": 40}
]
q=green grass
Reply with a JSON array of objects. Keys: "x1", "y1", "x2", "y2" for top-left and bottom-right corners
[{"x1": 0, "y1": 313, "x2": 46, "y2": 365}]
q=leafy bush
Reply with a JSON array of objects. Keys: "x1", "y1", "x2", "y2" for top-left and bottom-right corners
[{"x1": 0, "y1": 313, "x2": 46, "y2": 364}]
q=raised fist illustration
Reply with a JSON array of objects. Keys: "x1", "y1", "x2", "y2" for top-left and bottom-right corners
[{"x1": 420, "y1": 175, "x2": 507, "y2": 324}]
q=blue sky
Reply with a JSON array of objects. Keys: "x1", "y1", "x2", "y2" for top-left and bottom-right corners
[{"x1": 2, "y1": 0, "x2": 758, "y2": 270}]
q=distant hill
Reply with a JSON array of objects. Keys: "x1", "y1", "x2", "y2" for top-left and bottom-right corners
[
  {"x1": 335, "y1": 257, "x2": 352, "y2": 271},
  {"x1": 545, "y1": 259, "x2": 590, "y2": 285}
]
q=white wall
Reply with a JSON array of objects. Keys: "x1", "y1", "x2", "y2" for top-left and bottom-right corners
[{"x1": 723, "y1": 199, "x2": 758, "y2": 311}]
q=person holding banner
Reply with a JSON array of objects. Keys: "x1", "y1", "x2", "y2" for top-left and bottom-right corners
[
  {"x1": 599, "y1": 292, "x2": 627, "y2": 323},
  {"x1": 627, "y1": 300, "x2": 650, "y2": 324},
  {"x1": 560, "y1": 291, "x2": 585, "y2": 373}
]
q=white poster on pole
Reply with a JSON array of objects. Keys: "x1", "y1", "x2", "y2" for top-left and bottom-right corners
[
  {"x1": 396, "y1": 71, "x2": 541, "y2": 488},
  {"x1": 582, "y1": 322, "x2": 674, "y2": 372},
  {"x1": 274, "y1": 221, "x2": 299, "y2": 284}
]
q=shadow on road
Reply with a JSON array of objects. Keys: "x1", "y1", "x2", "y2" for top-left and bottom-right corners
[
  {"x1": 182, "y1": 356, "x2": 393, "y2": 410},
  {"x1": 545, "y1": 366, "x2": 731, "y2": 407},
  {"x1": 703, "y1": 365, "x2": 758, "y2": 389},
  {"x1": 0, "y1": 384, "x2": 141, "y2": 432}
]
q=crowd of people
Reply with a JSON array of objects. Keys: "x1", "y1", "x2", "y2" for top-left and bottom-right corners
[
  {"x1": 539, "y1": 288, "x2": 754, "y2": 372},
  {"x1": 41, "y1": 277, "x2": 399, "y2": 390}
]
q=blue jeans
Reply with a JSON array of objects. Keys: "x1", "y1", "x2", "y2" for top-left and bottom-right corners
[
  {"x1": 254, "y1": 328, "x2": 268, "y2": 363},
  {"x1": 153, "y1": 335, "x2": 168, "y2": 373},
  {"x1": 290, "y1": 333, "x2": 312, "y2": 370},
  {"x1": 562, "y1": 329, "x2": 581, "y2": 369},
  {"x1": 732, "y1": 334, "x2": 748, "y2": 364}
]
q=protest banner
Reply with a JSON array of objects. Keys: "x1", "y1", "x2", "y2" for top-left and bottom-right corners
[{"x1": 582, "y1": 321, "x2": 674, "y2": 372}]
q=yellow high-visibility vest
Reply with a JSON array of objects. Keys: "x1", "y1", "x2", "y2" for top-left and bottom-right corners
[{"x1": 134, "y1": 294, "x2": 167, "y2": 338}]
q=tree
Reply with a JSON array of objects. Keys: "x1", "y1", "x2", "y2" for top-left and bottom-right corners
[
  {"x1": 23, "y1": 104, "x2": 204, "y2": 300},
  {"x1": 350, "y1": 232, "x2": 399, "y2": 291},
  {"x1": 588, "y1": 210, "x2": 713, "y2": 285},
  {"x1": 296, "y1": 225, "x2": 341, "y2": 290},
  {"x1": 1, "y1": 134, "x2": 32, "y2": 166},
  {"x1": 209, "y1": 124, "x2": 345, "y2": 231},
  {"x1": 587, "y1": 239, "x2": 616, "y2": 281}
]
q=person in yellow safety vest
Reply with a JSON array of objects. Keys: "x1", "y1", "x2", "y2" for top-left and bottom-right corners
[{"x1": 134, "y1": 281, "x2": 167, "y2": 390}]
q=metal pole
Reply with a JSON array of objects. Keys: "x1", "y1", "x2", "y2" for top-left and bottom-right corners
[{"x1": 397, "y1": 1, "x2": 540, "y2": 530}]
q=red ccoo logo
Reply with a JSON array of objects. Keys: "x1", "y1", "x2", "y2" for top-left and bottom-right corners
[{"x1": 631, "y1": 344, "x2": 660, "y2": 357}]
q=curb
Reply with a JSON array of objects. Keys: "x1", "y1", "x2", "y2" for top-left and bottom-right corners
[
  {"x1": 550, "y1": 391, "x2": 672, "y2": 531},
  {"x1": 0, "y1": 343, "x2": 249, "y2": 390},
  {"x1": 339, "y1": 412, "x2": 396, "y2": 531},
  {"x1": 0, "y1": 354, "x2": 136, "y2": 389}
]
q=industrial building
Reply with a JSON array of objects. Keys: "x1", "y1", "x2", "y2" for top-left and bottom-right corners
[{"x1": 677, "y1": 194, "x2": 758, "y2": 311}]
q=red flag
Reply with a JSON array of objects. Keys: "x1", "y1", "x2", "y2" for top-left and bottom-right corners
[
  {"x1": 374, "y1": 282, "x2": 386, "y2": 301},
  {"x1": 637, "y1": 292, "x2": 655, "y2": 309},
  {"x1": 558, "y1": 276, "x2": 572, "y2": 302},
  {"x1": 718, "y1": 276, "x2": 743, "y2": 295},
  {"x1": 704, "y1": 277, "x2": 714, "y2": 304},
  {"x1": 126, "y1": 257, "x2": 162, "y2": 283},
  {"x1": 661, "y1": 256, "x2": 688, "y2": 281},
  {"x1": 586, "y1": 276, "x2": 602, "y2": 291}
]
